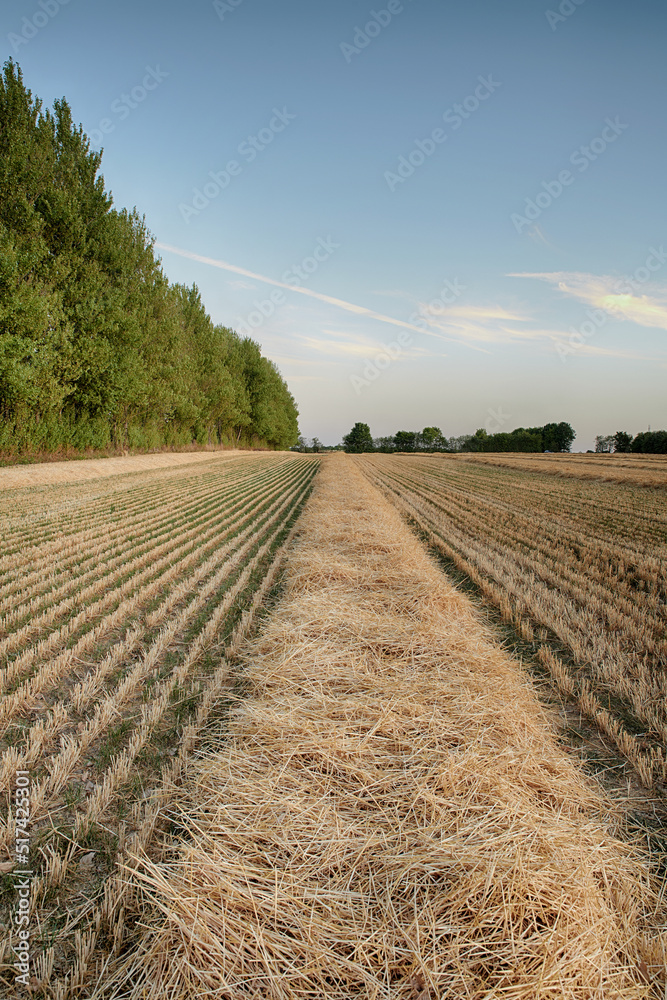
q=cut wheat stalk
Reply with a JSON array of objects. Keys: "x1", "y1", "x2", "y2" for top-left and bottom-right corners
[
  {"x1": 100, "y1": 455, "x2": 665, "y2": 1000},
  {"x1": 0, "y1": 459, "x2": 283, "y2": 632},
  {"x1": 0, "y1": 465, "x2": 311, "y2": 721},
  {"x1": 58, "y1": 513, "x2": 309, "y2": 995},
  {"x1": 0, "y1": 457, "x2": 305, "y2": 662},
  {"x1": 361, "y1": 456, "x2": 667, "y2": 776}
]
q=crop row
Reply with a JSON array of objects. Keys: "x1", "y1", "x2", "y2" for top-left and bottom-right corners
[
  {"x1": 358, "y1": 455, "x2": 667, "y2": 788},
  {"x1": 0, "y1": 452, "x2": 319, "y2": 997},
  {"x1": 460, "y1": 451, "x2": 667, "y2": 488}
]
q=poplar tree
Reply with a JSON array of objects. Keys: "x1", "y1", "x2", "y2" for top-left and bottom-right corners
[{"x1": 0, "y1": 60, "x2": 299, "y2": 454}]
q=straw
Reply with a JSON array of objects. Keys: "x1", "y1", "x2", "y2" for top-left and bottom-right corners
[{"x1": 108, "y1": 455, "x2": 665, "y2": 999}]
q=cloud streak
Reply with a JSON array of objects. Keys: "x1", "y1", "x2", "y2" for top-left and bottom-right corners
[
  {"x1": 155, "y1": 242, "x2": 444, "y2": 340},
  {"x1": 416, "y1": 302, "x2": 538, "y2": 349},
  {"x1": 296, "y1": 328, "x2": 442, "y2": 361}
]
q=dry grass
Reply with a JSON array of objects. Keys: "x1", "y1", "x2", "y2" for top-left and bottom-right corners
[
  {"x1": 0, "y1": 452, "x2": 319, "y2": 995},
  {"x1": 458, "y1": 452, "x2": 667, "y2": 488},
  {"x1": 108, "y1": 455, "x2": 666, "y2": 1000},
  {"x1": 0, "y1": 449, "x2": 250, "y2": 491},
  {"x1": 359, "y1": 454, "x2": 667, "y2": 788}
]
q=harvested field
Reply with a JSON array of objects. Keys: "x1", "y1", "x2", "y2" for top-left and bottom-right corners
[
  {"x1": 103, "y1": 455, "x2": 666, "y2": 999},
  {"x1": 0, "y1": 449, "x2": 248, "y2": 491},
  {"x1": 454, "y1": 452, "x2": 667, "y2": 489},
  {"x1": 357, "y1": 453, "x2": 667, "y2": 791},
  {"x1": 0, "y1": 450, "x2": 319, "y2": 995}
]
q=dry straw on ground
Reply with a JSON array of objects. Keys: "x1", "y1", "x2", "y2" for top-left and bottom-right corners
[
  {"x1": 0, "y1": 448, "x2": 247, "y2": 491},
  {"x1": 461, "y1": 452, "x2": 667, "y2": 489},
  {"x1": 357, "y1": 453, "x2": 667, "y2": 787},
  {"x1": 0, "y1": 453, "x2": 318, "y2": 993},
  {"x1": 111, "y1": 455, "x2": 666, "y2": 1000}
]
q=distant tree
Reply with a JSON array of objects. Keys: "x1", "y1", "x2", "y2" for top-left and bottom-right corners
[
  {"x1": 394, "y1": 430, "x2": 417, "y2": 452},
  {"x1": 631, "y1": 430, "x2": 667, "y2": 453},
  {"x1": 420, "y1": 426, "x2": 442, "y2": 451},
  {"x1": 469, "y1": 428, "x2": 488, "y2": 452},
  {"x1": 311, "y1": 436, "x2": 322, "y2": 453},
  {"x1": 343, "y1": 422, "x2": 374, "y2": 453},
  {"x1": 543, "y1": 421, "x2": 576, "y2": 452},
  {"x1": 595, "y1": 435, "x2": 614, "y2": 453},
  {"x1": 511, "y1": 430, "x2": 543, "y2": 452},
  {"x1": 447, "y1": 435, "x2": 472, "y2": 452},
  {"x1": 373, "y1": 436, "x2": 396, "y2": 452},
  {"x1": 613, "y1": 431, "x2": 633, "y2": 453}
]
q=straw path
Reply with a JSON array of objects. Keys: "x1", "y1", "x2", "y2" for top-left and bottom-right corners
[{"x1": 111, "y1": 454, "x2": 665, "y2": 1000}]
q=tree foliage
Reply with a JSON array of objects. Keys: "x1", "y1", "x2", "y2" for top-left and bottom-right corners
[
  {"x1": 596, "y1": 430, "x2": 667, "y2": 454},
  {"x1": 0, "y1": 61, "x2": 298, "y2": 455},
  {"x1": 613, "y1": 431, "x2": 633, "y2": 453},
  {"x1": 347, "y1": 422, "x2": 576, "y2": 454},
  {"x1": 630, "y1": 430, "x2": 667, "y2": 453},
  {"x1": 343, "y1": 422, "x2": 374, "y2": 453}
]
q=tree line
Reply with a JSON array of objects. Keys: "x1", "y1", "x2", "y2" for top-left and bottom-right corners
[
  {"x1": 594, "y1": 431, "x2": 667, "y2": 454},
  {"x1": 343, "y1": 422, "x2": 576, "y2": 453},
  {"x1": 0, "y1": 60, "x2": 299, "y2": 456}
]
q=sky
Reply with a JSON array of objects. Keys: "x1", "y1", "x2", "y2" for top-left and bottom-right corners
[{"x1": 2, "y1": 0, "x2": 666, "y2": 450}]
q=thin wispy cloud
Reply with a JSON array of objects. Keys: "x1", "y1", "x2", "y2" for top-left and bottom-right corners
[
  {"x1": 415, "y1": 300, "x2": 655, "y2": 358},
  {"x1": 551, "y1": 342, "x2": 660, "y2": 361},
  {"x1": 417, "y1": 303, "x2": 537, "y2": 349},
  {"x1": 155, "y1": 242, "x2": 444, "y2": 340},
  {"x1": 510, "y1": 271, "x2": 667, "y2": 330},
  {"x1": 295, "y1": 328, "x2": 442, "y2": 361}
]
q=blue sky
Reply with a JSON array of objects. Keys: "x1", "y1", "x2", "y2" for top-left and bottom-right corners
[{"x1": 3, "y1": 0, "x2": 666, "y2": 449}]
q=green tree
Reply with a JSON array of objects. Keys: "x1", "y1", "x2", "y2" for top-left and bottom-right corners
[
  {"x1": 543, "y1": 421, "x2": 575, "y2": 452},
  {"x1": 420, "y1": 426, "x2": 442, "y2": 451},
  {"x1": 631, "y1": 430, "x2": 667, "y2": 453},
  {"x1": 613, "y1": 431, "x2": 633, "y2": 453},
  {"x1": 0, "y1": 60, "x2": 299, "y2": 456},
  {"x1": 373, "y1": 436, "x2": 396, "y2": 452},
  {"x1": 393, "y1": 430, "x2": 417, "y2": 452},
  {"x1": 343, "y1": 422, "x2": 374, "y2": 453},
  {"x1": 469, "y1": 428, "x2": 488, "y2": 452}
]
